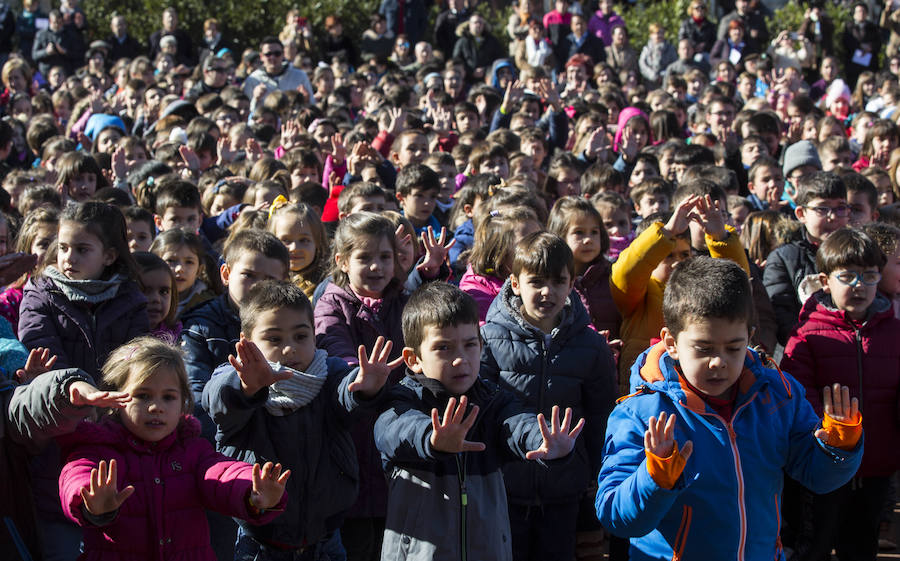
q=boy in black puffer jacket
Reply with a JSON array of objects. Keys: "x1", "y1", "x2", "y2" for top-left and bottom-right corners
[{"x1": 480, "y1": 232, "x2": 617, "y2": 561}]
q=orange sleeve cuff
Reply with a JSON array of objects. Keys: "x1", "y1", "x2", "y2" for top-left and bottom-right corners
[
  {"x1": 645, "y1": 443, "x2": 687, "y2": 490},
  {"x1": 822, "y1": 411, "x2": 863, "y2": 450}
]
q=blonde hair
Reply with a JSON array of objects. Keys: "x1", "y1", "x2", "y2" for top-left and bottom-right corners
[{"x1": 102, "y1": 337, "x2": 192, "y2": 415}]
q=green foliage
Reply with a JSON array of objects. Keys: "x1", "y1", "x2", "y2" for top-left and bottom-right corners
[
  {"x1": 621, "y1": 0, "x2": 691, "y2": 49},
  {"x1": 474, "y1": 4, "x2": 516, "y2": 52},
  {"x1": 766, "y1": 2, "x2": 852, "y2": 69},
  {"x1": 82, "y1": 0, "x2": 379, "y2": 55}
]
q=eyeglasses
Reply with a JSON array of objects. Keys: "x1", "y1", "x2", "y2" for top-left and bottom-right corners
[
  {"x1": 832, "y1": 270, "x2": 881, "y2": 286},
  {"x1": 806, "y1": 205, "x2": 851, "y2": 218},
  {"x1": 262, "y1": 50, "x2": 283, "y2": 57}
]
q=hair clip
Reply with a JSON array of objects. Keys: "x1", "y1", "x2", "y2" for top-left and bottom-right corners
[
  {"x1": 268, "y1": 194, "x2": 290, "y2": 221},
  {"x1": 489, "y1": 209, "x2": 501, "y2": 217},
  {"x1": 213, "y1": 178, "x2": 228, "y2": 193},
  {"x1": 147, "y1": 176, "x2": 155, "y2": 186}
]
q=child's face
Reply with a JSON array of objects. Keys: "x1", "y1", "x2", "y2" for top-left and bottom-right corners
[
  {"x1": 140, "y1": 268, "x2": 173, "y2": 329},
  {"x1": 67, "y1": 172, "x2": 97, "y2": 202},
  {"x1": 395, "y1": 226, "x2": 416, "y2": 274},
  {"x1": 523, "y1": 139, "x2": 547, "y2": 168},
  {"x1": 872, "y1": 135, "x2": 896, "y2": 161},
  {"x1": 96, "y1": 128, "x2": 123, "y2": 155},
  {"x1": 662, "y1": 317, "x2": 749, "y2": 399},
  {"x1": 880, "y1": 247, "x2": 900, "y2": 297},
  {"x1": 347, "y1": 195, "x2": 387, "y2": 216},
  {"x1": 397, "y1": 188, "x2": 438, "y2": 227},
  {"x1": 820, "y1": 149, "x2": 853, "y2": 172},
  {"x1": 272, "y1": 214, "x2": 317, "y2": 273},
  {"x1": 222, "y1": 252, "x2": 287, "y2": 307},
  {"x1": 600, "y1": 207, "x2": 631, "y2": 238},
  {"x1": 394, "y1": 134, "x2": 428, "y2": 168},
  {"x1": 796, "y1": 197, "x2": 850, "y2": 243},
  {"x1": 455, "y1": 110, "x2": 479, "y2": 134},
  {"x1": 511, "y1": 268, "x2": 575, "y2": 333},
  {"x1": 748, "y1": 165, "x2": 784, "y2": 205},
  {"x1": 636, "y1": 194, "x2": 670, "y2": 218},
  {"x1": 404, "y1": 322, "x2": 482, "y2": 395},
  {"x1": 651, "y1": 238, "x2": 691, "y2": 284},
  {"x1": 729, "y1": 204, "x2": 750, "y2": 233},
  {"x1": 120, "y1": 366, "x2": 183, "y2": 442},
  {"x1": 161, "y1": 245, "x2": 200, "y2": 294},
  {"x1": 248, "y1": 307, "x2": 317, "y2": 373},
  {"x1": 253, "y1": 186, "x2": 282, "y2": 210},
  {"x1": 337, "y1": 235, "x2": 394, "y2": 298},
  {"x1": 740, "y1": 142, "x2": 765, "y2": 167},
  {"x1": 433, "y1": 163, "x2": 457, "y2": 202},
  {"x1": 126, "y1": 219, "x2": 154, "y2": 252},
  {"x1": 820, "y1": 266, "x2": 880, "y2": 321},
  {"x1": 209, "y1": 193, "x2": 239, "y2": 217},
  {"x1": 30, "y1": 224, "x2": 56, "y2": 265},
  {"x1": 57, "y1": 221, "x2": 116, "y2": 281},
  {"x1": 565, "y1": 213, "x2": 603, "y2": 267},
  {"x1": 847, "y1": 191, "x2": 876, "y2": 227},
  {"x1": 292, "y1": 166, "x2": 320, "y2": 188},
  {"x1": 480, "y1": 156, "x2": 509, "y2": 180},
  {"x1": 155, "y1": 206, "x2": 201, "y2": 233},
  {"x1": 554, "y1": 168, "x2": 581, "y2": 198},
  {"x1": 628, "y1": 161, "x2": 657, "y2": 188}
]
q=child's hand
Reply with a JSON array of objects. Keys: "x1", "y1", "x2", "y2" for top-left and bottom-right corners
[
  {"x1": 815, "y1": 383, "x2": 860, "y2": 441},
  {"x1": 348, "y1": 336, "x2": 404, "y2": 398},
  {"x1": 386, "y1": 107, "x2": 404, "y2": 136},
  {"x1": 69, "y1": 381, "x2": 131, "y2": 409},
  {"x1": 280, "y1": 120, "x2": 299, "y2": 152},
  {"x1": 178, "y1": 145, "x2": 200, "y2": 174},
  {"x1": 644, "y1": 411, "x2": 693, "y2": 461},
  {"x1": 663, "y1": 195, "x2": 700, "y2": 237},
  {"x1": 111, "y1": 147, "x2": 128, "y2": 182},
  {"x1": 598, "y1": 330, "x2": 622, "y2": 364},
  {"x1": 15, "y1": 347, "x2": 58, "y2": 384},
  {"x1": 330, "y1": 132, "x2": 346, "y2": 165},
  {"x1": 526, "y1": 405, "x2": 585, "y2": 461},
  {"x1": 416, "y1": 226, "x2": 455, "y2": 278},
  {"x1": 619, "y1": 127, "x2": 641, "y2": 161},
  {"x1": 395, "y1": 223, "x2": 413, "y2": 255},
  {"x1": 80, "y1": 459, "x2": 135, "y2": 516},
  {"x1": 0, "y1": 252, "x2": 37, "y2": 286},
  {"x1": 245, "y1": 138, "x2": 263, "y2": 163},
  {"x1": 216, "y1": 136, "x2": 237, "y2": 165},
  {"x1": 229, "y1": 336, "x2": 292, "y2": 396},
  {"x1": 430, "y1": 396, "x2": 486, "y2": 453},
  {"x1": 692, "y1": 194, "x2": 727, "y2": 241},
  {"x1": 249, "y1": 462, "x2": 291, "y2": 511}
]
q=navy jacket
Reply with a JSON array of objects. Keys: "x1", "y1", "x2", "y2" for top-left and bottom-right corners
[{"x1": 480, "y1": 280, "x2": 617, "y2": 505}]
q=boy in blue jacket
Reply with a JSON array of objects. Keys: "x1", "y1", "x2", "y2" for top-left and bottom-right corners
[
  {"x1": 480, "y1": 231, "x2": 617, "y2": 561},
  {"x1": 596, "y1": 256, "x2": 863, "y2": 561},
  {"x1": 375, "y1": 282, "x2": 584, "y2": 561}
]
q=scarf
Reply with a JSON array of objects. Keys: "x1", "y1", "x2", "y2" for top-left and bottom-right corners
[
  {"x1": 264, "y1": 349, "x2": 330, "y2": 416},
  {"x1": 44, "y1": 266, "x2": 124, "y2": 304}
]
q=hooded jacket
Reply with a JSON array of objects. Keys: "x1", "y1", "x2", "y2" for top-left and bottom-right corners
[
  {"x1": 480, "y1": 280, "x2": 617, "y2": 505},
  {"x1": 58, "y1": 416, "x2": 286, "y2": 561},
  {"x1": 18, "y1": 275, "x2": 149, "y2": 379},
  {"x1": 781, "y1": 290, "x2": 900, "y2": 477},
  {"x1": 596, "y1": 343, "x2": 863, "y2": 561},
  {"x1": 203, "y1": 358, "x2": 368, "y2": 548},
  {"x1": 375, "y1": 373, "x2": 558, "y2": 561},
  {"x1": 763, "y1": 232, "x2": 819, "y2": 345},
  {"x1": 459, "y1": 265, "x2": 505, "y2": 324}
]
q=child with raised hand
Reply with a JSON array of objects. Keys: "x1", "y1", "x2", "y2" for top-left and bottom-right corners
[
  {"x1": 19, "y1": 202, "x2": 149, "y2": 378},
  {"x1": 204, "y1": 280, "x2": 402, "y2": 560},
  {"x1": 781, "y1": 228, "x2": 900, "y2": 559},
  {"x1": 313, "y1": 211, "x2": 407, "y2": 559},
  {"x1": 58, "y1": 337, "x2": 290, "y2": 561},
  {"x1": 479, "y1": 232, "x2": 617, "y2": 561},
  {"x1": 549, "y1": 196, "x2": 621, "y2": 337},
  {"x1": 55, "y1": 152, "x2": 109, "y2": 204},
  {"x1": 375, "y1": 282, "x2": 585, "y2": 561},
  {"x1": 596, "y1": 257, "x2": 863, "y2": 561},
  {"x1": 151, "y1": 229, "x2": 220, "y2": 318},
  {"x1": 267, "y1": 195, "x2": 328, "y2": 298},
  {"x1": 0, "y1": 206, "x2": 57, "y2": 335},
  {"x1": 133, "y1": 252, "x2": 181, "y2": 341}
]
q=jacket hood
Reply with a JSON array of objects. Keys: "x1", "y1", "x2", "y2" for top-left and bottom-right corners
[
  {"x1": 485, "y1": 278, "x2": 589, "y2": 339},
  {"x1": 626, "y1": 342, "x2": 792, "y2": 413},
  {"x1": 490, "y1": 59, "x2": 516, "y2": 88},
  {"x1": 798, "y1": 289, "x2": 893, "y2": 329},
  {"x1": 613, "y1": 107, "x2": 651, "y2": 152}
]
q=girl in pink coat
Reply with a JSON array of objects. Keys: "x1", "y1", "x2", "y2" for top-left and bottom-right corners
[{"x1": 58, "y1": 337, "x2": 290, "y2": 561}]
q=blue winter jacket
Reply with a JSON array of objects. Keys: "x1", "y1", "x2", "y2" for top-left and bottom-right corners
[{"x1": 596, "y1": 342, "x2": 863, "y2": 561}]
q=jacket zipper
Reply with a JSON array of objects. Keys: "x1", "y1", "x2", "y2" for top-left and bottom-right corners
[
  {"x1": 456, "y1": 453, "x2": 468, "y2": 561},
  {"x1": 671, "y1": 504, "x2": 692, "y2": 561},
  {"x1": 854, "y1": 328, "x2": 864, "y2": 411},
  {"x1": 705, "y1": 395, "x2": 756, "y2": 561}
]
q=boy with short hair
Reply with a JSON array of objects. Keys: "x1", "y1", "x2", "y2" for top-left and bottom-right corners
[
  {"x1": 480, "y1": 232, "x2": 617, "y2": 561},
  {"x1": 124, "y1": 205, "x2": 156, "y2": 252},
  {"x1": 395, "y1": 164, "x2": 442, "y2": 235},
  {"x1": 375, "y1": 282, "x2": 584, "y2": 561},
  {"x1": 389, "y1": 130, "x2": 429, "y2": 170},
  {"x1": 180, "y1": 229, "x2": 290, "y2": 439},
  {"x1": 204, "y1": 280, "x2": 400, "y2": 560},
  {"x1": 746, "y1": 156, "x2": 785, "y2": 212},
  {"x1": 781, "y1": 228, "x2": 900, "y2": 560},
  {"x1": 337, "y1": 181, "x2": 388, "y2": 220},
  {"x1": 818, "y1": 136, "x2": 854, "y2": 172},
  {"x1": 842, "y1": 171, "x2": 879, "y2": 226},
  {"x1": 630, "y1": 177, "x2": 672, "y2": 219},
  {"x1": 154, "y1": 180, "x2": 203, "y2": 233},
  {"x1": 763, "y1": 171, "x2": 850, "y2": 344},
  {"x1": 627, "y1": 153, "x2": 659, "y2": 191},
  {"x1": 423, "y1": 152, "x2": 457, "y2": 227},
  {"x1": 596, "y1": 256, "x2": 863, "y2": 560}
]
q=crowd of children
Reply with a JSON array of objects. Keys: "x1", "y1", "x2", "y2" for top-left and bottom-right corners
[{"x1": 1, "y1": 0, "x2": 900, "y2": 559}]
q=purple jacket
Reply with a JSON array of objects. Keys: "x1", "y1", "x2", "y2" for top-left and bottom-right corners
[
  {"x1": 58, "y1": 416, "x2": 286, "y2": 561},
  {"x1": 459, "y1": 265, "x2": 505, "y2": 324},
  {"x1": 574, "y1": 259, "x2": 621, "y2": 339},
  {"x1": 18, "y1": 275, "x2": 149, "y2": 378},
  {"x1": 588, "y1": 10, "x2": 624, "y2": 47},
  {"x1": 314, "y1": 279, "x2": 405, "y2": 518}
]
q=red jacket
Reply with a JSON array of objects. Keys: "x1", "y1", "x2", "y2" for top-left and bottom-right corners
[
  {"x1": 58, "y1": 416, "x2": 286, "y2": 561},
  {"x1": 781, "y1": 291, "x2": 900, "y2": 477}
]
